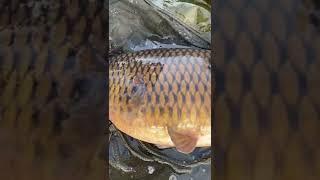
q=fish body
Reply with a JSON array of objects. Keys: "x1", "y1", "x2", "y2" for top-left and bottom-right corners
[{"x1": 109, "y1": 48, "x2": 211, "y2": 153}]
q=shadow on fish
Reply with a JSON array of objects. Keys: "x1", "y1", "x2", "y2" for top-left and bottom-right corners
[{"x1": 109, "y1": 48, "x2": 211, "y2": 154}]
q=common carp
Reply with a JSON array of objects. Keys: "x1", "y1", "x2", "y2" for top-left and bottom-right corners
[{"x1": 109, "y1": 48, "x2": 211, "y2": 154}]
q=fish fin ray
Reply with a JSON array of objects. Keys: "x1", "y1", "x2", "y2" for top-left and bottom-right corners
[{"x1": 167, "y1": 127, "x2": 198, "y2": 154}]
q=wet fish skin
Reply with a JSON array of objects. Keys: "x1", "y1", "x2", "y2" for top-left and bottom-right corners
[{"x1": 109, "y1": 48, "x2": 211, "y2": 151}]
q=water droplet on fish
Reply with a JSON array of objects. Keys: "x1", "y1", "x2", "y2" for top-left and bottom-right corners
[
  {"x1": 147, "y1": 166, "x2": 155, "y2": 174},
  {"x1": 169, "y1": 174, "x2": 177, "y2": 180}
]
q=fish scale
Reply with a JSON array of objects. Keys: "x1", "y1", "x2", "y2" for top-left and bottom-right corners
[
  {"x1": 1, "y1": 0, "x2": 320, "y2": 179},
  {"x1": 0, "y1": 1, "x2": 106, "y2": 179},
  {"x1": 214, "y1": 0, "x2": 320, "y2": 179},
  {"x1": 109, "y1": 48, "x2": 211, "y2": 149}
]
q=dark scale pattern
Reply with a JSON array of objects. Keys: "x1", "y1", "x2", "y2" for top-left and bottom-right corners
[
  {"x1": 214, "y1": 0, "x2": 320, "y2": 179},
  {"x1": 0, "y1": 0, "x2": 106, "y2": 180},
  {"x1": 109, "y1": 49, "x2": 211, "y2": 139}
]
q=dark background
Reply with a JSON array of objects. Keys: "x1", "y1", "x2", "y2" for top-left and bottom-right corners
[
  {"x1": 0, "y1": 0, "x2": 107, "y2": 179},
  {"x1": 213, "y1": 0, "x2": 320, "y2": 179}
]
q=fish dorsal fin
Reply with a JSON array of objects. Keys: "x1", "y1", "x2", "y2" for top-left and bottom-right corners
[{"x1": 167, "y1": 127, "x2": 198, "y2": 154}]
